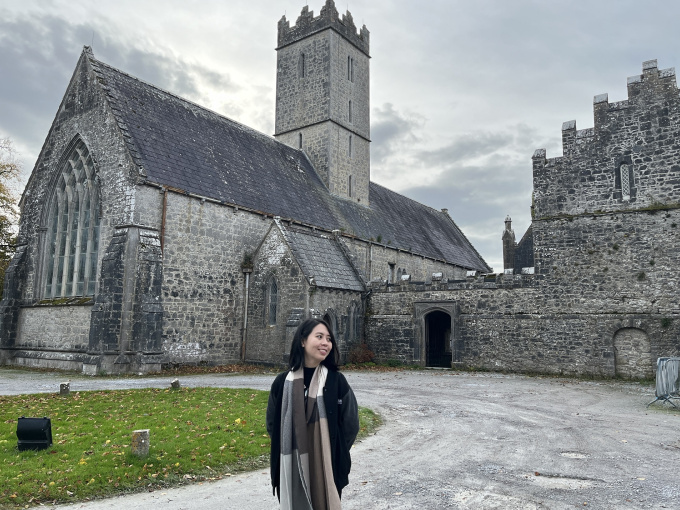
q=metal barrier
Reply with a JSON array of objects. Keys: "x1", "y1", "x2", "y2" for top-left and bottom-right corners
[{"x1": 647, "y1": 357, "x2": 680, "y2": 408}]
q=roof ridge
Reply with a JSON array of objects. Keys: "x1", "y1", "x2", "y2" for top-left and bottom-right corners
[{"x1": 369, "y1": 180, "x2": 447, "y2": 216}]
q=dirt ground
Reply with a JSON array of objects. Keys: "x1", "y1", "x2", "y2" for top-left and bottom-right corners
[{"x1": 2, "y1": 368, "x2": 679, "y2": 509}]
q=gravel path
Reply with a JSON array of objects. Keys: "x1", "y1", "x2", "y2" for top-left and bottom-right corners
[{"x1": 2, "y1": 368, "x2": 678, "y2": 509}]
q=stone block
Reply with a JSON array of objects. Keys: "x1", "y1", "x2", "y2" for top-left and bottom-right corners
[{"x1": 131, "y1": 429, "x2": 150, "y2": 456}]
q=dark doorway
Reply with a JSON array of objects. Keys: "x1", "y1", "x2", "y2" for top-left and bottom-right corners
[{"x1": 426, "y1": 311, "x2": 451, "y2": 367}]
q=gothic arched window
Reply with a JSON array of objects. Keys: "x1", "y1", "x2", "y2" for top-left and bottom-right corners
[
  {"x1": 44, "y1": 140, "x2": 100, "y2": 298},
  {"x1": 268, "y1": 278, "x2": 278, "y2": 325}
]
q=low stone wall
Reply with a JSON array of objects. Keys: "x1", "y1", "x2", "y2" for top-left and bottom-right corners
[
  {"x1": 5, "y1": 305, "x2": 93, "y2": 371},
  {"x1": 366, "y1": 275, "x2": 678, "y2": 377}
]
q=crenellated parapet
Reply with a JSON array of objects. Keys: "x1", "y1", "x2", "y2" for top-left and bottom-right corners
[
  {"x1": 278, "y1": 0, "x2": 370, "y2": 55},
  {"x1": 537, "y1": 60, "x2": 678, "y2": 164},
  {"x1": 531, "y1": 59, "x2": 680, "y2": 219}
]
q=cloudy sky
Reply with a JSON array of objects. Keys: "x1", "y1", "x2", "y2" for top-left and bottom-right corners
[{"x1": 1, "y1": 0, "x2": 679, "y2": 271}]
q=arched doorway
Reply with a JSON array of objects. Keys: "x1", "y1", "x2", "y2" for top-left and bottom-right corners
[
  {"x1": 613, "y1": 328, "x2": 652, "y2": 379},
  {"x1": 425, "y1": 311, "x2": 451, "y2": 367}
]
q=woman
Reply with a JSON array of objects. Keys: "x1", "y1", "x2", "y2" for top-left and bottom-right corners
[{"x1": 266, "y1": 318, "x2": 359, "y2": 509}]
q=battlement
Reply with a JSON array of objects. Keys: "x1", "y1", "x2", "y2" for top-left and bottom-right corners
[
  {"x1": 533, "y1": 60, "x2": 679, "y2": 165},
  {"x1": 368, "y1": 269, "x2": 537, "y2": 293},
  {"x1": 277, "y1": 0, "x2": 370, "y2": 55}
]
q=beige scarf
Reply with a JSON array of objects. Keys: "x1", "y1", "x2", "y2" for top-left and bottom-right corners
[{"x1": 279, "y1": 365, "x2": 341, "y2": 509}]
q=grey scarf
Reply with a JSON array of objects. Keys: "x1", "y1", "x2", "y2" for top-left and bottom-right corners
[{"x1": 279, "y1": 365, "x2": 341, "y2": 509}]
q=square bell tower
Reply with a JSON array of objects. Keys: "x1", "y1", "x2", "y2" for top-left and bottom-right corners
[{"x1": 275, "y1": 0, "x2": 370, "y2": 206}]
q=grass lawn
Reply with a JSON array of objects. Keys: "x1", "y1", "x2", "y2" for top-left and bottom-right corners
[{"x1": 0, "y1": 386, "x2": 380, "y2": 508}]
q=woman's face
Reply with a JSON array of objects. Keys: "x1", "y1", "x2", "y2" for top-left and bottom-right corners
[{"x1": 302, "y1": 323, "x2": 332, "y2": 368}]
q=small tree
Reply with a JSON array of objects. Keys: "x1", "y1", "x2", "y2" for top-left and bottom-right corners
[{"x1": 0, "y1": 138, "x2": 21, "y2": 297}]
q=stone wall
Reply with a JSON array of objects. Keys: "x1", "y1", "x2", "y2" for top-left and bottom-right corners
[
  {"x1": 366, "y1": 274, "x2": 678, "y2": 378},
  {"x1": 160, "y1": 193, "x2": 271, "y2": 365},
  {"x1": 276, "y1": 123, "x2": 331, "y2": 189},
  {"x1": 326, "y1": 123, "x2": 370, "y2": 205},
  {"x1": 12, "y1": 305, "x2": 92, "y2": 371},
  {"x1": 533, "y1": 61, "x2": 680, "y2": 218},
  {"x1": 341, "y1": 237, "x2": 468, "y2": 283},
  {"x1": 275, "y1": 31, "x2": 331, "y2": 134},
  {"x1": 14, "y1": 53, "x2": 139, "y2": 305},
  {"x1": 532, "y1": 211, "x2": 680, "y2": 314},
  {"x1": 308, "y1": 287, "x2": 363, "y2": 364}
]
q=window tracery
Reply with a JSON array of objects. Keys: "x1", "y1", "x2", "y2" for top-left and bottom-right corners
[{"x1": 44, "y1": 140, "x2": 100, "y2": 298}]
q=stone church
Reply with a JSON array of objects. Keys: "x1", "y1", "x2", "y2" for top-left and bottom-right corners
[
  {"x1": 2, "y1": 1, "x2": 680, "y2": 378},
  {"x1": 0, "y1": 1, "x2": 489, "y2": 374}
]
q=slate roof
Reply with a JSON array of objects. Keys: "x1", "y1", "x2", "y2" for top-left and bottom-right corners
[
  {"x1": 88, "y1": 50, "x2": 490, "y2": 272},
  {"x1": 279, "y1": 224, "x2": 365, "y2": 291}
]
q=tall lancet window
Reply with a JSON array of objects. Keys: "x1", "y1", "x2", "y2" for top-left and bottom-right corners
[
  {"x1": 299, "y1": 53, "x2": 306, "y2": 78},
  {"x1": 268, "y1": 278, "x2": 278, "y2": 325},
  {"x1": 620, "y1": 163, "x2": 631, "y2": 201},
  {"x1": 44, "y1": 140, "x2": 100, "y2": 298}
]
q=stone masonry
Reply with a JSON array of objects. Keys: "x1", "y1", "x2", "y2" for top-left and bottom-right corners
[{"x1": 366, "y1": 60, "x2": 680, "y2": 378}]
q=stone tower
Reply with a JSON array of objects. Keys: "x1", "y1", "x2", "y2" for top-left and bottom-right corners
[{"x1": 275, "y1": 0, "x2": 370, "y2": 205}]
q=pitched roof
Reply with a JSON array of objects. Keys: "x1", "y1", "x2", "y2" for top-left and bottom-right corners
[
  {"x1": 87, "y1": 50, "x2": 490, "y2": 272},
  {"x1": 279, "y1": 223, "x2": 365, "y2": 292}
]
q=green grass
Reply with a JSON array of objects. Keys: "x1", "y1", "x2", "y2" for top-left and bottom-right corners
[
  {"x1": 358, "y1": 406, "x2": 381, "y2": 437},
  {"x1": 0, "y1": 387, "x2": 381, "y2": 508}
]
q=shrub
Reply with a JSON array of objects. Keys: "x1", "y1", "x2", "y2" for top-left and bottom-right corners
[{"x1": 348, "y1": 342, "x2": 375, "y2": 364}]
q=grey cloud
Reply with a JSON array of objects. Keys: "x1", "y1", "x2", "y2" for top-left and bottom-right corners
[
  {"x1": 418, "y1": 131, "x2": 513, "y2": 167},
  {"x1": 399, "y1": 156, "x2": 534, "y2": 273},
  {"x1": 0, "y1": 12, "x2": 237, "y2": 170},
  {"x1": 371, "y1": 103, "x2": 424, "y2": 165},
  {"x1": 0, "y1": 14, "x2": 83, "y2": 153},
  {"x1": 111, "y1": 47, "x2": 238, "y2": 101}
]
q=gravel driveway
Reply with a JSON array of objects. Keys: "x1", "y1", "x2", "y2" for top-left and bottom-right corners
[{"x1": 2, "y1": 368, "x2": 678, "y2": 509}]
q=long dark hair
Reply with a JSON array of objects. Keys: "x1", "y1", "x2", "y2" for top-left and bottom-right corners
[{"x1": 288, "y1": 318, "x2": 339, "y2": 371}]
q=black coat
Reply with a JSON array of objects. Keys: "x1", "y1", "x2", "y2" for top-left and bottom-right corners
[{"x1": 266, "y1": 368, "x2": 359, "y2": 499}]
